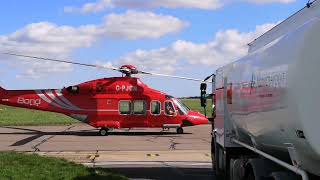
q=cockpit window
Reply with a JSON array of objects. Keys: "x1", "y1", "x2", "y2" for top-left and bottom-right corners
[
  {"x1": 173, "y1": 99, "x2": 190, "y2": 115},
  {"x1": 165, "y1": 101, "x2": 176, "y2": 116},
  {"x1": 165, "y1": 95, "x2": 175, "y2": 99}
]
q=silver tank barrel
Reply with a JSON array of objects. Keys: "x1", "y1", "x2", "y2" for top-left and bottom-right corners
[{"x1": 227, "y1": 18, "x2": 320, "y2": 175}]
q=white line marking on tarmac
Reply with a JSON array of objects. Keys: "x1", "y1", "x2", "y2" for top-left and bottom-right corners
[{"x1": 83, "y1": 161, "x2": 212, "y2": 168}]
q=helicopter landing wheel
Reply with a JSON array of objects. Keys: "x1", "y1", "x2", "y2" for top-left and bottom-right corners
[
  {"x1": 99, "y1": 128, "x2": 109, "y2": 136},
  {"x1": 176, "y1": 127, "x2": 184, "y2": 134}
]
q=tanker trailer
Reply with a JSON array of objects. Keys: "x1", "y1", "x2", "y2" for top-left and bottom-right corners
[{"x1": 202, "y1": 1, "x2": 320, "y2": 179}]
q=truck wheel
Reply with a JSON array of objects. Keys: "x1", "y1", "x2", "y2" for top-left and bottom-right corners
[
  {"x1": 270, "y1": 171, "x2": 300, "y2": 180},
  {"x1": 211, "y1": 134, "x2": 216, "y2": 171},
  {"x1": 214, "y1": 139, "x2": 222, "y2": 175},
  {"x1": 177, "y1": 127, "x2": 184, "y2": 134},
  {"x1": 99, "y1": 128, "x2": 109, "y2": 136},
  {"x1": 214, "y1": 137, "x2": 230, "y2": 180},
  {"x1": 247, "y1": 170, "x2": 255, "y2": 180}
]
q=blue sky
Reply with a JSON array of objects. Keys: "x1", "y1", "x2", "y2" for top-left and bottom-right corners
[{"x1": 0, "y1": 0, "x2": 307, "y2": 97}]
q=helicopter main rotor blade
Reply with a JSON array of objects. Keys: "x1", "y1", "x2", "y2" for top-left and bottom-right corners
[
  {"x1": 3, "y1": 52, "x2": 126, "y2": 72},
  {"x1": 4, "y1": 52, "x2": 210, "y2": 83},
  {"x1": 139, "y1": 70, "x2": 211, "y2": 83}
]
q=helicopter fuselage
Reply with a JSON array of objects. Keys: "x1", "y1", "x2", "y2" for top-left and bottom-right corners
[{"x1": 0, "y1": 77, "x2": 208, "y2": 132}]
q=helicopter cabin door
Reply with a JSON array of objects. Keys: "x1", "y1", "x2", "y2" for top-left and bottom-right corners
[
  {"x1": 119, "y1": 100, "x2": 148, "y2": 128},
  {"x1": 148, "y1": 100, "x2": 163, "y2": 128},
  {"x1": 163, "y1": 100, "x2": 178, "y2": 125}
]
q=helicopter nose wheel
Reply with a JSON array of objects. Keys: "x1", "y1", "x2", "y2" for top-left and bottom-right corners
[
  {"x1": 176, "y1": 127, "x2": 184, "y2": 134},
  {"x1": 99, "y1": 128, "x2": 109, "y2": 136}
]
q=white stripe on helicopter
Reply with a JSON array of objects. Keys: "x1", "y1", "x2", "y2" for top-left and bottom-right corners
[
  {"x1": 35, "y1": 90, "x2": 67, "y2": 109},
  {"x1": 44, "y1": 90, "x2": 71, "y2": 109},
  {"x1": 54, "y1": 90, "x2": 82, "y2": 110}
]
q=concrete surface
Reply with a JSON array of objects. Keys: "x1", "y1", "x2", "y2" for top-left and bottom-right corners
[
  {"x1": 0, "y1": 124, "x2": 211, "y2": 152},
  {"x1": 0, "y1": 124, "x2": 214, "y2": 179}
]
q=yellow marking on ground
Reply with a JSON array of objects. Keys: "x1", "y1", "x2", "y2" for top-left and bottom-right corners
[
  {"x1": 146, "y1": 153, "x2": 160, "y2": 157},
  {"x1": 33, "y1": 151, "x2": 211, "y2": 164},
  {"x1": 87, "y1": 154, "x2": 99, "y2": 161}
]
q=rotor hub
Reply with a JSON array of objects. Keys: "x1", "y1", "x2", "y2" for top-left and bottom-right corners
[{"x1": 120, "y1": 65, "x2": 139, "y2": 76}]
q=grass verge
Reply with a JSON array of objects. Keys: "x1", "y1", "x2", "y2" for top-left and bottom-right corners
[
  {"x1": 0, "y1": 105, "x2": 76, "y2": 126},
  {"x1": 0, "y1": 152, "x2": 127, "y2": 180},
  {"x1": 181, "y1": 99, "x2": 212, "y2": 118}
]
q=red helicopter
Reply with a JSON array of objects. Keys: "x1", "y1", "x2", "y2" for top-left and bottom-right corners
[{"x1": 0, "y1": 53, "x2": 209, "y2": 136}]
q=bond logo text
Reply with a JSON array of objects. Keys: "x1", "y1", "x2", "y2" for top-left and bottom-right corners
[{"x1": 17, "y1": 97, "x2": 41, "y2": 106}]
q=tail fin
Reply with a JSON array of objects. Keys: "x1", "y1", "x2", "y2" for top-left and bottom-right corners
[{"x1": 0, "y1": 86, "x2": 6, "y2": 98}]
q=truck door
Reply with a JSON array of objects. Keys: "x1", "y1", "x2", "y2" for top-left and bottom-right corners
[{"x1": 215, "y1": 77, "x2": 233, "y2": 147}]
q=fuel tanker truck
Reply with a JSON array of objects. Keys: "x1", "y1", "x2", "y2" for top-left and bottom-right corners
[{"x1": 200, "y1": 1, "x2": 320, "y2": 179}]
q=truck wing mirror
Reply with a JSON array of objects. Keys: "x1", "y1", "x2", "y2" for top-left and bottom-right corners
[{"x1": 200, "y1": 83, "x2": 207, "y2": 107}]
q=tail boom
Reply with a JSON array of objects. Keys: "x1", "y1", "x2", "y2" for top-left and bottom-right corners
[{"x1": 0, "y1": 88, "x2": 69, "y2": 114}]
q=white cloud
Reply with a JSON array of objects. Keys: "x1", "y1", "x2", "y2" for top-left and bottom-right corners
[
  {"x1": 111, "y1": 23, "x2": 276, "y2": 74},
  {"x1": 0, "y1": 22, "x2": 99, "y2": 79},
  {"x1": 64, "y1": 0, "x2": 295, "y2": 13},
  {"x1": 243, "y1": 0, "x2": 295, "y2": 4},
  {"x1": 64, "y1": 0, "x2": 114, "y2": 13},
  {"x1": 4, "y1": 22, "x2": 100, "y2": 55},
  {"x1": 104, "y1": 11, "x2": 188, "y2": 40},
  {"x1": 64, "y1": 0, "x2": 222, "y2": 13},
  {"x1": 0, "y1": 12, "x2": 187, "y2": 78}
]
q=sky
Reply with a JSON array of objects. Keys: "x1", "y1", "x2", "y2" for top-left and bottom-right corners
[{"x1": 0, "y1": 0, "x2": 308, "y2": 97}]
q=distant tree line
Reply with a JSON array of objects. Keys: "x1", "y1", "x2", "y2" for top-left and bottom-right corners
[{"x1": 179, "y1": 94, "x2": 213, "y2": 99}]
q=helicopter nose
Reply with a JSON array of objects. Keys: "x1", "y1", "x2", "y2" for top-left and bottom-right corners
[
  {"x1": 195, "y1": 115, "x2": 209, "y2": 125},
  {"x1": 184, "y1": 111, "x2": 209, "y2": 126}
]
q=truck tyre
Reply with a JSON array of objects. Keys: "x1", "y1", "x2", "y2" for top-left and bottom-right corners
[
  {"x1": 246, "y1": 170, "x2": 255, "y2": 180},
  {"x1": 245, "y1": 158, "x2": 284, "y2": 180},
  {"x1": 214, "y1": 136, "x2": 230, "y2": 180},
  {"x1": 211, "y1": 133, "x2": 216, "y2": 171},
  {"x1": 270, "y1": 172, "x2": 300, "y2": 180}
]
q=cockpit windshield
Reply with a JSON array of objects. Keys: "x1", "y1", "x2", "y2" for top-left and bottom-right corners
[{"x1": 172, "y1": 98, "x2": 190, "y2": 115}]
